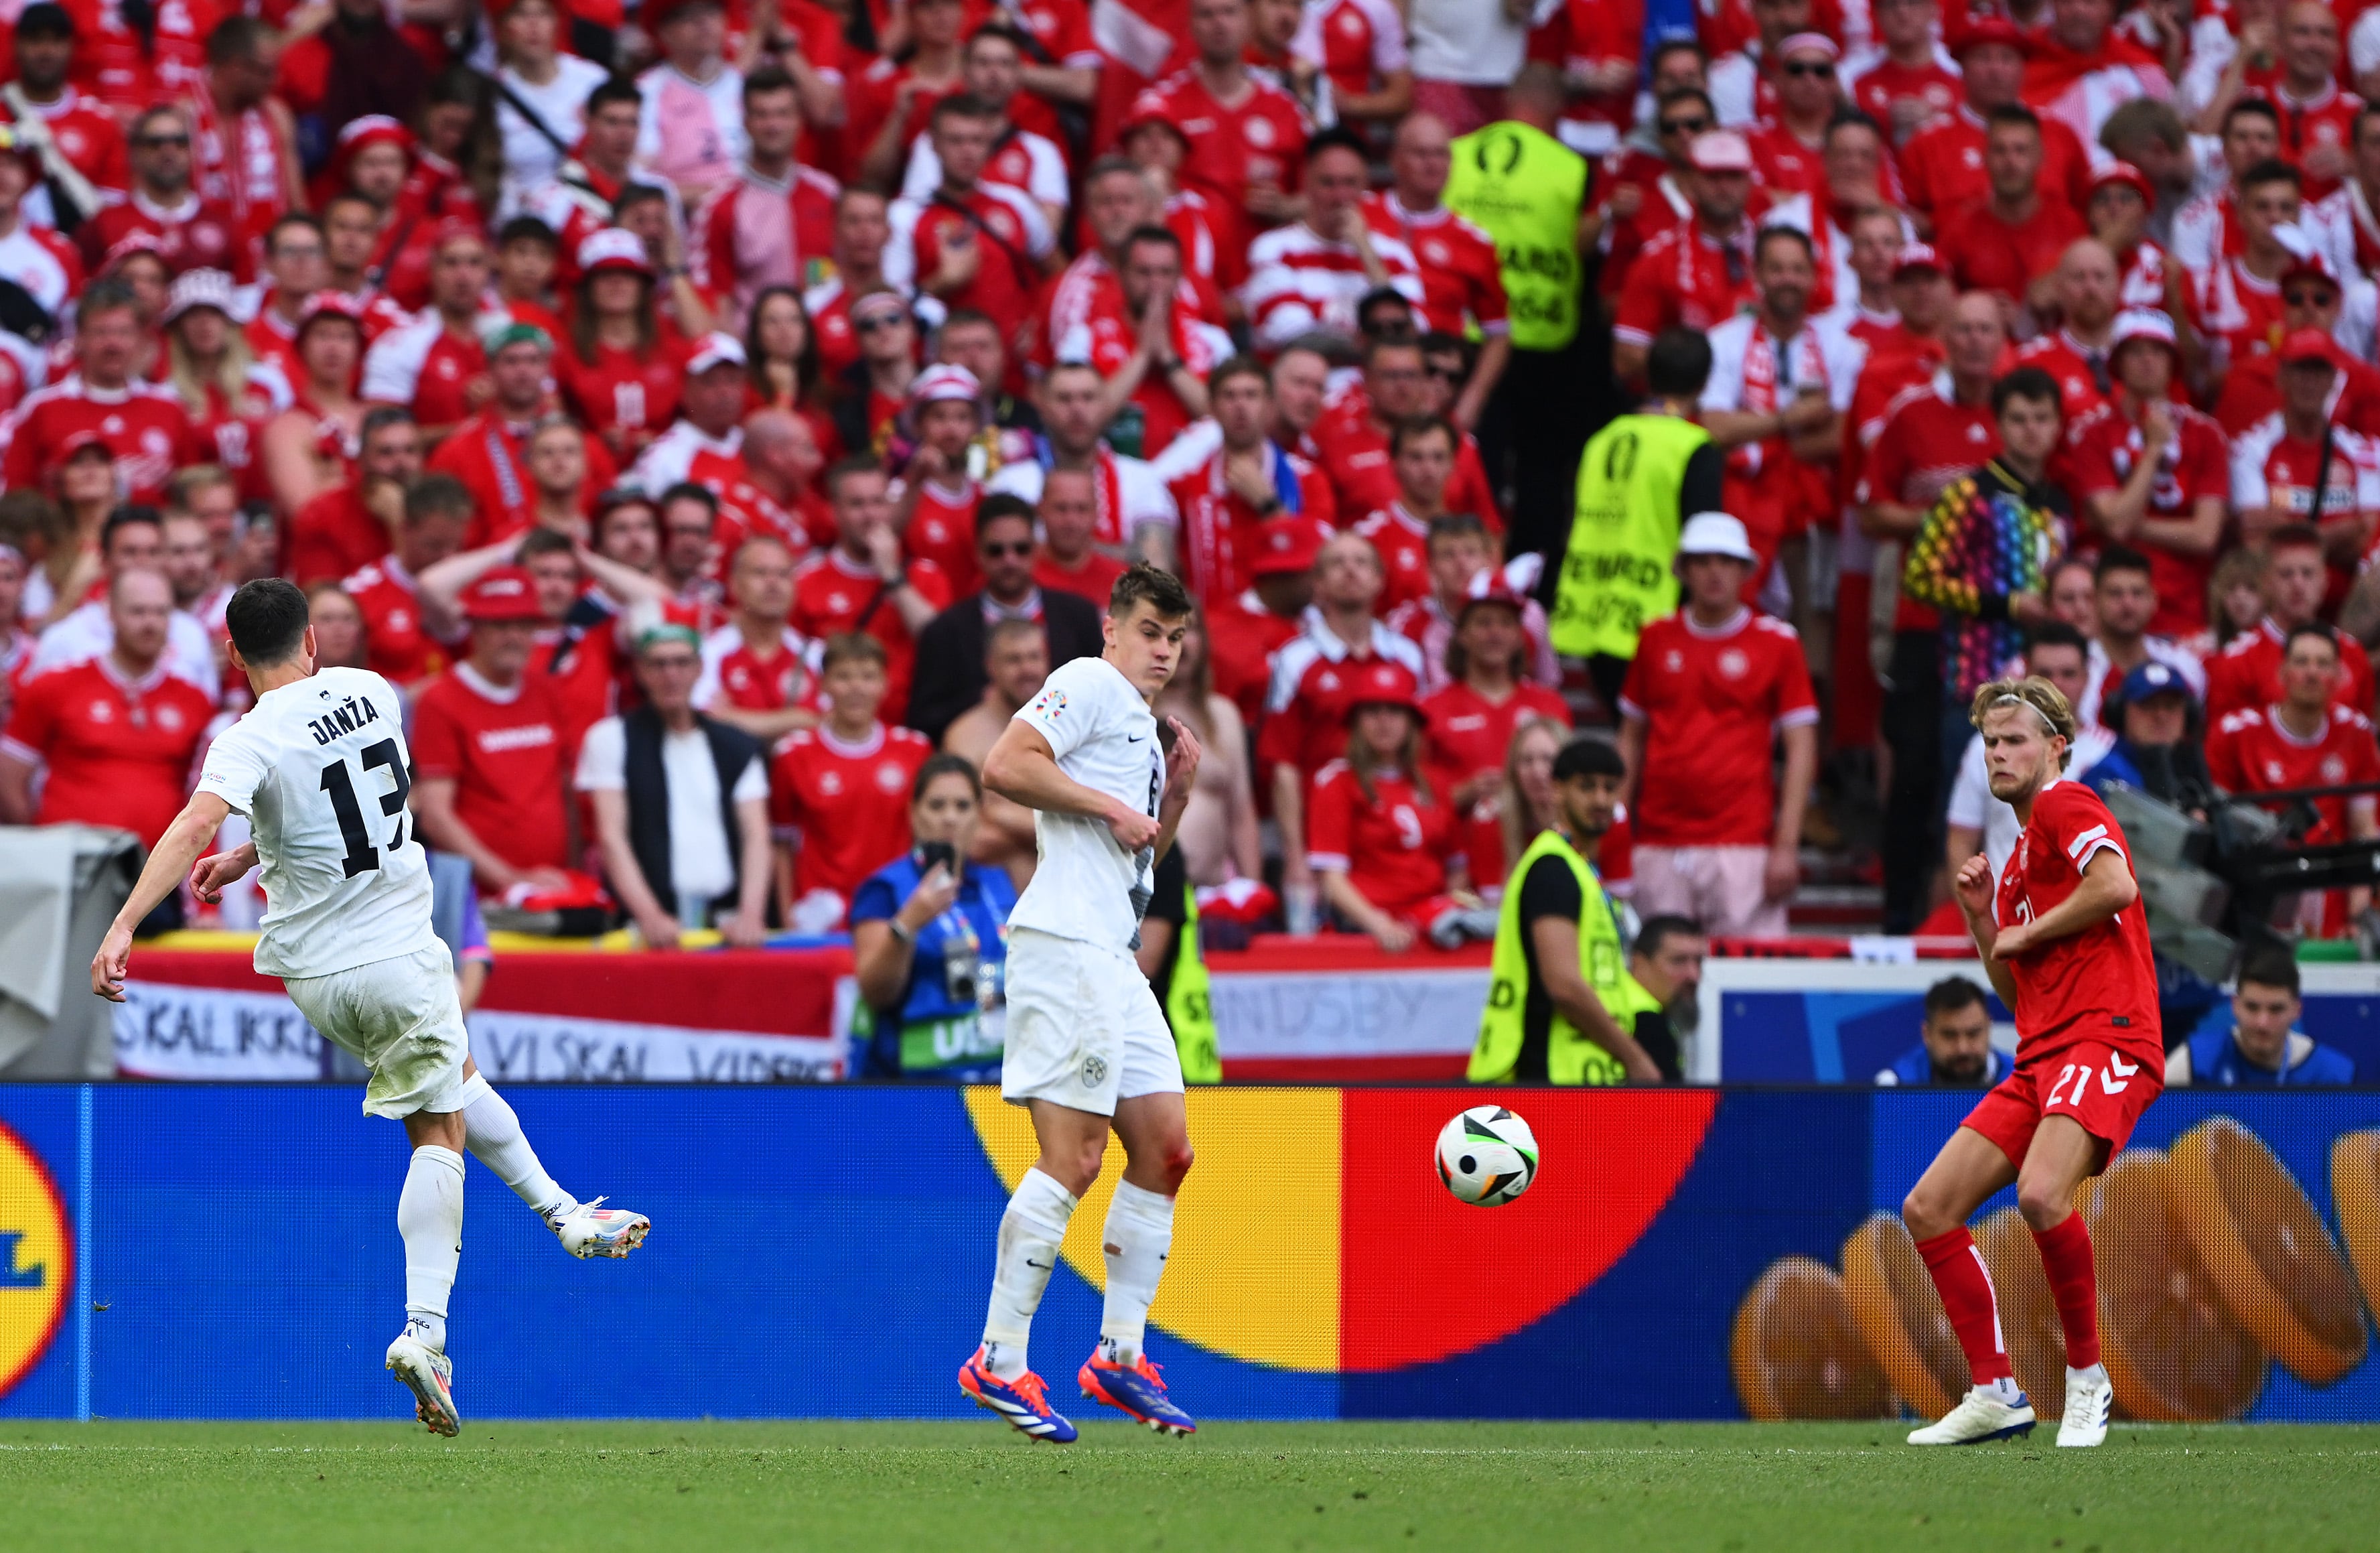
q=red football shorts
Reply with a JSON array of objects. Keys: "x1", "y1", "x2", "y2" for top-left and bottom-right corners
[{"x1": 1961, "y1": 1038, "x2": 2164, "y2": 1170}]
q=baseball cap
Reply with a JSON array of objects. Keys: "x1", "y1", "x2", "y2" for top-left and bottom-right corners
[
  {"x1": 2280, "y1": 327, "x2": 2348, "y2": 370},
  {"x1": 575, "y1": 228, "x2": 654, "y2": 278},
  {"x1": 1689, "y1": 130, "x2": 1755, "y2": 174},
  {"x1": 482, "y1": 318, "x2": 555, "y2": 356},
  {"x1": 1249, "y1": 516, "x2": 1329, "y2": 577},
  {"x1": 2118, "y1": 660, "x2": 2194, "y2": 706},
  {"x1": 163, "y1": 267, "x2": 238, "y2": 325},
  {"x1": 1341, "y1": 659, "x2": 1421, "y2": 720},
  {"x1": 2109, "y1": 308, "x2": 2178, "y2": 358},
  {"x1": 296, "y1": 289, "x2": 367, "y2": 334},
  {"x1": 909, "y1": 362, "x2": 981, "y2": 406},
  {"x1": 687, "y1": 331, "x2": 748, "y2": 375},
  {"x1": 46, "y1": 429, "x2": 111, "y2": 479},
  {"x1": 2090, "y1": 161, "x2": 2155, "y2": 205},
  {"x1": 460, "y1": 566, "x2": 548, "y2": 623},
  {"x1": 1677, "y1": 511, "x2": 1758, "y2": 563},
  {"x1": 1120, "y1": 90, "x2": 1188, "y2": 145},
  {"x1": 1949, "y1": 14, "x2": 2028, "y2": 56},
  {"x1": 1891, "y1": 242, "x2": 1947, "y2": 279}
]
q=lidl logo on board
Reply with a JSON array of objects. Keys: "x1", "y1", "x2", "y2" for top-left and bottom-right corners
[{"x1": 0, "y1": 1125, "x2": 69, "y2": 1398}]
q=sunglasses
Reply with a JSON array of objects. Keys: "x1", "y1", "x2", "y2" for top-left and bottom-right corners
[
  {"x1": 980, "y1": 539, "x2": 1034, "y2": 558},
  {"x1": 853, "y1": 313, "x2": 906, "y2": 334},
  {"x1": 2285, "y1": 287, "x2": 2336, "y2": 306},
  {"x1": 1782, "y1": 60, "x2": 1835, "y2": 78},
  {"x1": 1660, "y1": 116, "x2": 1711, "y2": 135},
  {"x1": 137, "y1": 133, "x2": 191, "y2": 148}
]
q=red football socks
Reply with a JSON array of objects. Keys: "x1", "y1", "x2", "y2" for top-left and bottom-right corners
[
  {"x1": 2030, "y1": 1211, "x2": 2101, "y2": 1370},
  {"x1": 1914, "y1": 1225, "x2": 2014, "y2": 1386}
]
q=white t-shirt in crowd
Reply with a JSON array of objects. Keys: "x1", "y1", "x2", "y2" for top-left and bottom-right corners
[
  {"x1": 1407, "y1": 0, "x2": 1527, "y2": 84},
  {"x1": 1007, "y1": 654, "x2": 1164, "y2": 954},
  {"x1": 574, "y1": 714, "x2": 768, "y2": 906},
  {"x1": 495, "y1": 55, "x2": 612, "y2": 208},
  {"x1": 196, "y1": 666, "x2": 439, "y2": 981}
]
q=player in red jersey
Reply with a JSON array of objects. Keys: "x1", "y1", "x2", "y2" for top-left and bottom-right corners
[
  {"x1": 1900, "y1": 675, "x2": 2159, "y2": 1449},
  {"x1": 769, "y1": 632, "x2": 932, "y2": 929},
  {"x1": 2207, "y1": 624, "x2": 2380, "y2": 938}
]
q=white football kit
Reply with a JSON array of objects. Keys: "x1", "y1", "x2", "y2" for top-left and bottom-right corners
[
  {"x1": 1001, "y1": 655, "x2": 1183, "y2": 1116},
  {"x1": 196, "y1": 666, "x2": 466, "y2": 1118}
]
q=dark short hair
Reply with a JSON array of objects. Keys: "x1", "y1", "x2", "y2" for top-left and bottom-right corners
[
  {"x1": 821, "y1": 631, "x2": 888, "y2": 671},
  {"x1": 2239, "y1": 155, "x2": 2302, "y2": 193},
  {"x1": 2095, "y1": 543, "x2": 2152, "y2": 585},
  {"x1": 496, "y1": 215, "x2": 559, "y2": 251},
  {"x1": 266, "y1": 212, "x2": 324, "y2": 253},
  {"x1": 659, "y1": 480, "x2": 719, "y2": 519},
  {"x1": 967, "y1": 20, "x2": 1032, "y2": 54},
  {"x1": 2284, "y1": 620, "x2": 2340, "y2": 660},
  {"x1": 826, "y1": 454, "x2": 889, "y2": 498},
  {"x1": 1984, "y1": 103, "x2": 2042, "y2": 136},
  {"x1": 1306, "y1": 125, "x2": 1371, "y2": 165},
  {"x1": 1647, "y1": 328, "x2": 1714, "y2": 397},
  {"x1": 404, "y1": 474, "x2": 473, "y2": 525},
  {"x1": 744, "y1": 65, "x2": 797, "y2": 103},
  {"x1": 226, "y1": 577, "x2": 311, "y2": 666},
  {"x1": 1208, "y1": 354, "x2": 1270, "y2": 396},
  {"x1": 2268, "y1": 522, "x2": 2324, "y2": 554},
  {"x1": 912, "y1": 750, "x2": 982, "y2": 803},
  {"x1": 1754, "y1": 224, "x2": 1815, "y2": 266},
  {"x1": 1109, "y1": 561, "x2": 1193, "y2": 620},
  {"x1": 101, "y1": 505, "x2": 163, "y2": 553},
  {"x1": 1824, "y1": 106, "x2": 1886, "y2": 145},
  {"x1": 587, "y1": 76, "x2": 643, "y2": 117},
  {"x1": 1632, "y1": 914, "x2": 1704, "y2": 959},
  {"x1": 1655, "y1": 83, "x2": 1715, "y2": 121},
  {"x1": 930, "y1": 91, "x2": 999, "y2": 129},
  {"x1": 206, "y1": 13, "x2": 269, "y2": 65},
  {"x1": 2223, "y1": 97, "x2": 2281, "y2": 135},
  {"x1": 2024, "y1": 620, "x2": 2089, "y2": 659},
  {"x1": 1123, "y1": 224, "x2": 1183, "y2": 259},
  {"x1": 360, "y1": 404, "x2": 417, "y2": 445},
  {"x1": 1923, "y1": 976, "x2": 1990, "y2": 1022},
  {"x1": 940, "y1": 306, "x2": 999, "y2": 338},
  {"x1": 78, "y1": 276, "x2": 139, "y2": 323},
  {"x1": 1391, "y1": 415, "x2": 1456, "y2": 458},
  {"x1": 2236, "y1": 943, "x2": 2302, "y2": 998},
  {"x1": 516, "y1": 527, "x2": 575, "y2": 561},
  {"x1": 1991, "y1": 364, "x2": 2062, "y2": 417},
  {"x1": 1552, "y1": 736, "x2": 1626, "y2": 783},
  {"x1": 1426, "y1": 514, "x2": 1488, "y2": 553},
  {"x1": 977, "y1": 492, "x2": 1036, "y2": 538}
]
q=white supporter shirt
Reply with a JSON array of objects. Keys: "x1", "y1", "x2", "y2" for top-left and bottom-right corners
[
  {"x1": 898, "y1": 126, "x2": 1070, "y2": 212},
  {"x1": 196, "y1": 667, "x2": 440, "y2": 980},
  {"x1": 1007, "y1": 655, "x2": 1164, "y2": 955},
  {"x1": 985, "y1": 452, "x2": 1180, "y2": 534},
  {"x1": 31, "y1": 598, "x2": 222, "y2": 701},
  {"x1": 573, "y1": 714, "x2": 768, "y2": 903},
  {"x1": 494, "y1": 55, "x2": 612, "y2": 209},
  {"x1": 630, "y1": 419, "x2": 744, "y2": 494},
  {"x1": 1240, "y1": 221, "x2": 1427, "y2": 350}
]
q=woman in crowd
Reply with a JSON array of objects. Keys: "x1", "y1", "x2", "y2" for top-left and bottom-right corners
[
  {"x1": 163, "y1": 271, "x2": 286, "y2": 507},
  {"x1": 1151, "y1": 609, "x2": 1263, "y2": 888},
  {"x1": 491, "y1": 0, "x2": 610, "y2": 212},
  {"x1": 18, "y1": 447, "x2": 115, "y2": 625},
  {"x1": 259, "y1": 293, "x2": 368, "y2": 517},
  {"x1": 1498, "y1": 715, "x2": 1566, "y2": 878},
  {"x1": 849, "y1": 754, "x2": 1017, "y2": 1081},
  {"x1": 829, "y1": 289, "x2": 920, "y2": 460},
  {"x1": 558, "y1": 230, "x2": 691, "y2": 464},
  {"x1": 2200, "y1": 546, "x2": 2269, "y2": 659},
  {"x1": 303, "y1": 580, "x2": 370, "y2": 670},
  {"x1": 1421, "y1": 576, "x2": 1570, "y2": 896},
  {"x1": 1308, "y1": 661, "x2": 1468, "y2": 952},
  {"x1": 744, "y1": 284, "x2": 841, "y2": 462}
]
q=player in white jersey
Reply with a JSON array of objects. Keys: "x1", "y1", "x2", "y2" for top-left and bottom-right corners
[
  {"x1": 90, "y1": 579, "x2": 651, "y2": 1437},
  {"x1": 955, "y1": 564, "x2": 1206, "y2": 1442}
]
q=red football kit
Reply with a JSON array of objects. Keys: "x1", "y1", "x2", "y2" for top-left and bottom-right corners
[
  {"x1": 1744, "y1": 123, "x2": 1827, "y2": 204},
  {"x1": 1306, "y1": 397, "x2": 1499, "y2": 529},
  {"x1": 2064, "y1": 397, "x2": 2231, "y2": 636},
  {"x1": 427, "y1": 412, "x2": 620, "y2": 549},
  {"x1": 1168, "y1": 446, "x2": 1336, "y2": 604},
  {"x1": 409, "y1": 667, "x2": 572, "y2": 875},
  {"x1": 788, "y1": 549, "x2": 953, "y2": 724},
  {"x1": 1350, "y1": 504, "x2": 1435, "y2": 613},
  {"x1": 1963, "y1": 780, "x2": 2164, "y2": 1164},
  {"x1": 769, "y1": 722, "x2": 933, "y2": 910},
  {"x1": 2205, "y1": 617, "x2": 2379, "y2": 723},
  {"x1": 697, "y1": 623, "x2": 810, "y2": 714},
  {"x1": 78, "y1": 191, "x2": 251, "y2": 281},
  {"x1": 1033, "y1": 548, "x2": 1127, "y2": 608},
  {"x1": 1304, "y1": 758, "x2": 1457, "y2": 917},
  {"x1": 890, "y1": 183, "x2": 1051, "y2": 332},
  {"x1": 1618, "y1": 609, "x2": 1819, "y2": 847},
  {"x1": 556, "y1": 334, "x2": 694, "y2": 462},
  {"x1": 1151, "y1": 69, "x2": 1309, "y2": 220},
  {"x1": 2186, "y1": 258, "x2": 2288, "y2": 397},
  {"x1": 1420, "y1": 680, "x2": 1570, "y2": 891},
  {"x1": 285, "y1": 483, "x2": 392, "y2": 587},
  {"x1": 0, "y1": 658, "x2": 212, "y2": 848},
  {"x1": 2008, "y1": 331, "x2": 2113, "y2": 424},
  {"x1": 1844, "y1": 56, "x2": 1961, "y2": 138},
  {"x1": 1935, "y1": 195, "x2": 2089, "y2": 306},
  {"x1": 1204, "y1": 593, "x2": 1304, "y2": 724},
  {"x1": 344, "y1": 555, "x2": 456, "y2": 688},
  {"x1": 1612, "y1": 218, "x2": 1758, "y2": 350},
  {"x1": 1896, "y1": 106, "x2": 2093, "y2": 227},
  {"x1": 1360, "y1": 192, "x2": 1509, "y2": 338},
  {"x1": 0, "y1": 376, "x2": 200, "y2": 505},
  {"x1": 2209, "y1": 702, "x2": 2380, "y2": 937},
  {"x1": 897, "y1": 476, "x2": 983, "y2": 598},
  {"x1": 1, "y1": 90, "x2": 129, "y2": 202}
]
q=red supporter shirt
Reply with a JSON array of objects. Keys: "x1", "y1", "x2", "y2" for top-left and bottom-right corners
[
  {"x1": 1421, "y1": 680, "x2": 1570, "y2": 891},
  {"x1": 1935, "y1": 194, "x2": 2089, "y2": 306},
  {"x1": 1855, "y1": 377, "x2": 2001, "y2": 629},
  {"x1": 2065, "y1": 398, "x2": 2231, "y2": 636},
  {"x1": 2186, "y1": 258, "x2": 2287, "y2": 394},
  {"x1": 427, "y1": 411, "x2": 620, "y2": 549},
  {"x1": 1618, "y1": 608, "x2": 1819, "y2": 847},
  {"x1": 1205, "y1": 594, "x2": 1304, "y2": 725},
  {"x1": 286, "y1": 483, "x2": 391, "y2": 587},
  {"x1": 1307, "y1": 397, "x2": 1500, "y2": 530},
  {"x1": 1845, "y1": 56, "x2": 1961, "y2": 139},
  {"x1": 1168, "y1": 448, "x2": 1336, "y2": 604},
  {"x1": 1995, "y1": 779, "x2": 2164, "y2": 1067},
  {"x1": 77, "y1": 192, "x2": 251, "y2": 281},
  {"x1": 788, "y1": 550, "x2": 952, "y2": 724},
  {"x1": 0, "y1": 376, "x2": 200, "y2": 505},
  {"x1": 527, "y1": 620, "x2": 620, "y2": 760},
  {"x1": 1034, "y1": 548, "x2": 1127, "y2": 608},
  {"x1": 1152, "y1": 69, "x2": 1310, "y2": 218},
  {"x1": 1896, "y1": 107, "x2": 2093, "y2": 227},
  {"x1": 768, "y1": 722, "x2": 932, "y2": 906},
  {"x1": 890, "y1": 184, "x2": 1052, "y2": 331},
  {"x1": 1350, "y1": 504, "x2": 1435, "y2": 613},
  {"x1": 898, "y1": 476, "x2": 983, "y2": 598},
  {"x1": 2209, "y1": 701, "x2": 2380, "y2": 848},
  {"x1": 409, "y1": 666, "x2": 571, "y2": 874},
  {"x1": 2009, "y1": 330, "x2": 2113, "y2": 424},
  {"x1": 1304, "y1": 758, "x2": 1454, "y2": 915},
  {"x1": 1257, "y1": 629, "x2": 1428, "y2": 787},
  {"x1": 1744, "y1": 124, "x2": 1827, "y2": 204},
  {"x1": 8, "y1": 90, "x2": 129, "y2": 198},
  {"x1": 0, "y1": 658, "x2": 212, "y2": 848},
  {"x1": 1612, "y1": 218, "x2": 1758, "y2": 349},
  {"x1": 2274, "y1": 82, "x2": 2361, "y2": 201},
  {"x1": 698, "y1": 623, "x2": 809, "y2": 712},
  {"x1": 2204, "y1": 618, "x2": 2378, "y2": 722},
  {"x1": 1360, "y1": 193, "x2": 1508, "y2": 338},
  {"x1": 556, "y1": 334, "x2": 693, "y2": 460},
  {"x1": 344, "y1": 555, "x2": 453, "y2": 688}
]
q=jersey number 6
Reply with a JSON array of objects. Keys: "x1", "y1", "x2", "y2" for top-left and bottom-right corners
[{"x1": 320, "y1": 738, "x2": 412, "y2": 878}]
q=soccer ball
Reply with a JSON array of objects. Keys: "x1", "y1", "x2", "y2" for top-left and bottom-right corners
[{"x1": 1435, "y1": 1105, "x2": 1539, "y2": 1207}]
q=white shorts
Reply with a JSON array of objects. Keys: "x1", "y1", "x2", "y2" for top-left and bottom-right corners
[
  {"x1": 1000, "y1": 927, "x2": 1182, "y2": 1117},
  {"x1": 283, "y1": 944, "x2": 470, "y2": 1120}
]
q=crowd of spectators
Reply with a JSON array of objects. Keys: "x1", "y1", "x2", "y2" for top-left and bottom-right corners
[{"x1": 7, "y1": 0, "x2": 2380, "y2": 994}]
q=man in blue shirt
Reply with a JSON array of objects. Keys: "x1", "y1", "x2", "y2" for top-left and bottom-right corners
[
  {"x1": 1876, "y1": 975, "x2": 2012, "y2": 1087},
  {"x1": 2166, "y1": 945, "x2": 2355, "y2": 1086}
]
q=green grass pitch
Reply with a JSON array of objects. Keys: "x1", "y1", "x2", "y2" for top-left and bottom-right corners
[{"x1": 3, "y1": 1420, "x2": 2375, "y2": 1551}]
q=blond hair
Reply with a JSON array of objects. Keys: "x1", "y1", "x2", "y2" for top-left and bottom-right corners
[{"x1": 1969, "y1": 675, "x2": 2077, "y2": 768}]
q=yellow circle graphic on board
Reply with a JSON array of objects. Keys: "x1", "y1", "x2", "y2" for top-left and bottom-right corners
[{"x1": 0, "y1": 1123, "x2": 68, "y2": 1398}]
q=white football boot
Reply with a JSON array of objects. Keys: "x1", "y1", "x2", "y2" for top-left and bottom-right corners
[
  {"x1": 386, "y1": 1334, "x2": 460, "y2": 1437},
  {"x1": 2057, "y1": 1365, "x2": 2115, "y2": 1447},
  {"x1": 1907, "y1": 1384, "x2": 2036, "y2": 1445},
  {"x1": 549, "y1": 1197, "x2": 650, "y2": 1260}
]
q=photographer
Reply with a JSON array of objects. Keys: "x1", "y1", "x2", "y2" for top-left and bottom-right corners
[{"x1": 848, "y1": 754, "x2": 1019, "y2": 1082}]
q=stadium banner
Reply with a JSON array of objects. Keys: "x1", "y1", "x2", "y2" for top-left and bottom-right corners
[
  {"x1": 1696, "y1": 959, "x2": 2380, "y2": 1083},
  {"x1": 109, "y1": 946, "x2": 1488, "y2": 1083},
  {"x1": 0, "y1": 1086, "x2": 2375, "y2": 1422}
]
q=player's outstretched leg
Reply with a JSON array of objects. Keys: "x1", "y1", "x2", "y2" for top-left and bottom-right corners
[
  {"x1": 2022, "y1": 1117, "x2": 2115, "y2": 1448},
  {"x1": 385, "y1": 1138, "x2": 465, "y2": 1437},
  {"x1": 1903, "y1": 1129, "x2": 2033, "y2": 1445},
  {"x1": 1078, "y1": 1094, "x2": 1196, "y2": 1436},
  {"x1": 958, "y1": 1162, "x2": 1081, "y2": 1442},
  {"x1": 458, "y1": 1071, "x2": 649, "y2": 1259}
]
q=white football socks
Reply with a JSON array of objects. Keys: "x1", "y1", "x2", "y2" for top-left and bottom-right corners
[
  {"x1": 1097, "y1": 1180, "x2": 1175, "y2": 1368},
  {"x1": 397, "y1": 1144, "x2": 466, "y2": 1353},
  {"x1": 982, "y1": 1168, "x2": 1077, "y2": 1381},
  {"x1": 458, "y1": 1073, "x2": 576, "y2": 1222}
]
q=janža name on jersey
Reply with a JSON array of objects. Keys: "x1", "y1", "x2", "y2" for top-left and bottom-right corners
[{"x1": 305, "y1": 694, "x2": 385, "y2": 747}]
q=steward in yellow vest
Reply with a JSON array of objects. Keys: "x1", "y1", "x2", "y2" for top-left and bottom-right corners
[
  {"x1": 1469, "y1": 738, "x2": 1663, "y2": 1085},
  {"x1": 1143, "y1": 845, "x2": 1220, "y2": 1083}
]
